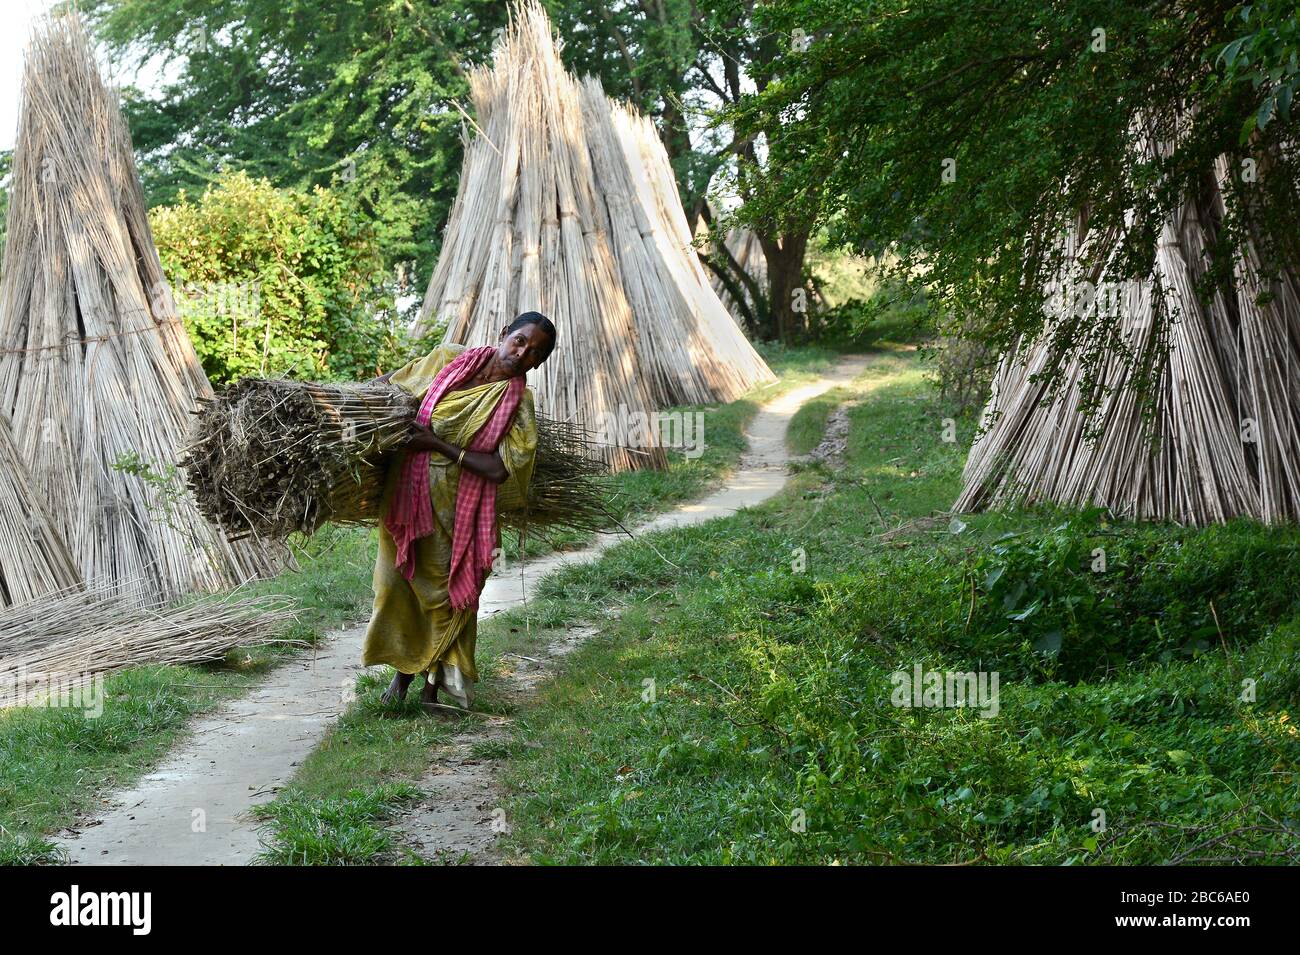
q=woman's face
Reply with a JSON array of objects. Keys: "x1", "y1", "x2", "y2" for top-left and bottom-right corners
[{"x1": 496, "y1": 323, "x2": 552, "y2": 376}]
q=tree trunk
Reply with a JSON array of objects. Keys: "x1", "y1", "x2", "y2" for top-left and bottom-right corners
[
  {"x1": 685, "y1": 194, "x2": 707, "y2": 236},
  {"x1": 759, "y1": 230, "x2": 810, "y2": 343},
  {"x1": 697, "y1": 200, "x2": 767, "y2": 334}
]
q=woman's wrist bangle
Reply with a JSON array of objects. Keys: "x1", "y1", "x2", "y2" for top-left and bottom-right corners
[{"x1": 456, "y1": 447, "x2": 467, "y2": 466}]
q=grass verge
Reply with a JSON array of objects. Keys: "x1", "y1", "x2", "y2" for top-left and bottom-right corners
[
  {"x1": 487, "y1": 349, "x2": 1300, "y2": 864},
  {"x1": 0, "y1": 525, "x2": 376, "y2": 863}
]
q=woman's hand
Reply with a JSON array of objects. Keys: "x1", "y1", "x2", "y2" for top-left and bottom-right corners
[
  {"x1": 404, "y1": 424, "x2": 509, "y2": 483},
  {"x1": 405, "y1": 423, "x2": 442, "y2": 452}
]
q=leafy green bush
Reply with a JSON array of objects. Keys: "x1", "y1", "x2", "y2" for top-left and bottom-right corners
[
  {"x1": 694, "y1": 516, "x2": 1300, "y2": 863},
  {"x1": 814, "y1": 296, "x2": 877, "y2": 344},
  {"x1": 961, "y1": 508, "x2": 1300, "y2": 681},
  {"x1": 817, "y1": 275, "x2": 933, "y2": 346},
  {"x1": 151, "y1": 171, "x2": 427, "y2": 383}
]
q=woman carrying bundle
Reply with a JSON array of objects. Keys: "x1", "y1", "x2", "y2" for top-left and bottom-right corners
[{"x1": 362, "y1": 312, "x2": 557, "y2": 713}]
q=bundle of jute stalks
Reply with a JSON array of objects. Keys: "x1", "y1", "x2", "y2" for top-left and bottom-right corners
[
  {"x1": 184, "y1": 379, "x2": 416, "y2": 539},
  {"x1": 0, "y1": 583, "x2": 299, "y2": 709},
  {"x1": 183, "y1": 378, "x2": 614, "y2": 541}
]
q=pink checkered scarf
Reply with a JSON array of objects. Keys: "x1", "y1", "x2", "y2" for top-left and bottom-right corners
[{"x1": 383, "y1": 345, "x2": 526, "y2": 612}]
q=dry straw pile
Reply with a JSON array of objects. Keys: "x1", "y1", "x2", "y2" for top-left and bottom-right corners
[
  {"x1": 0, "y1": 583, "x2": 298, "y2": 708},
  {"x1": 414, "y1": 0, "x2": 774, "y2": 471},
  {"x1": 956, "y1": 121, "x2": 1300, "y2": 525},
  {"x1": 0, "y1": 14, "x2": 279, "y2": 607}
]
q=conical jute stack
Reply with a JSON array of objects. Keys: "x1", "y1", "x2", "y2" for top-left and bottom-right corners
[
  {"x1": 414, "y1": 0, "x2": 774, "y2": 470},
  {"x1": 955, "y1": 115, "x2": 1300, "y2": 525},
  {"x1": 694, "y1": 200, "x2": 769, "y2": 329},
  {"x1": 0, "y1": 14, "x2": 280, "y2": 606},
  {"x1": 600, "y1": 91, "x2": 774, "y2": 400}
]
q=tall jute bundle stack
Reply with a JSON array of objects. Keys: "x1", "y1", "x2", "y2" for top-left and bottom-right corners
[
  {"x1": 0, "y1": 14, "x2": 279, "y2": 605},
  {"x1": 955, "y1": 120, "x2": 1300, "y2": 525},
  {"x1": 599, "y1": 90, "x2": 774, "y2": 404},
  {"x1": 415, "y1": 0, "x2": 773, "y2": 469}
]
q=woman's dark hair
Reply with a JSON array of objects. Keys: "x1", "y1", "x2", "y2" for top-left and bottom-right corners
[{"x1": 507, "y1": 311, "x2": 557, "y2": 364}]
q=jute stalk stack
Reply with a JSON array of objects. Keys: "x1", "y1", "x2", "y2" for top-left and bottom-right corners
[
  {"x1": 495, "y1": 413, "x2": 612, "y2": 535},
  {"x1": 598, "y1": 86, "x2": 775, "y2": 405},
  {"x1": 955, "y1": 121, "x2": 1300, "y2": 525},
  {"x1": 415, "y1": 0, "x2": 773, "y2": 469},
  {"x1": 0, "y1": 411, "x2": 81, "y2": 606},
  {"x1": 183, "y1": 380, "x2": 418, "y2": 539},
  {"x1": 184, "y1": 379, "x2": 614, "y2": 540},
  {"x1": 0, "y1": 14, "x2": 279, "y2": 606},
  {"x1": 0, "y1": 583, "x2": 298, "y2": 708},
  {"x1": 700, "y1": 213, "x2": 768, "y2": 328}
]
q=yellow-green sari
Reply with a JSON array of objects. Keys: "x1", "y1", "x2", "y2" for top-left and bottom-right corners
[{"x1": 362, "y1": 343, "x2": 538, "y2": 708}]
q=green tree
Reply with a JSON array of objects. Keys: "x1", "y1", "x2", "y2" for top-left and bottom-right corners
[
  {"x1": 82, "y1": 0, "x2": 812, "y2": 344},
  {"x1": 728, "y1": 0, "x2": 1300, "y2": 382},
  {"x1": 150, "y1": 171, "x2": 412, "y2": 382},
  {"x1": 699, "y1": 0, "x2": 822, "y2": 343},
  {"x1": 550, "y1": 1, "x2": 821, "y2": 342},
  {"x1": 78, "y1": 0, "x2": 510, "y2": 287}
]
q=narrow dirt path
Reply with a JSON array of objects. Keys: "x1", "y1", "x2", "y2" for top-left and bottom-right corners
[{"x1": 54, "y1": 355, "x2": 870, "y2": 866}]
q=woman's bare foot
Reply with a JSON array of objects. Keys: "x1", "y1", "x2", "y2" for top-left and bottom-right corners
[
  {"x1": 381, "y1": 670, "x2": 414, "y2": 706},
  {"x1": 419, "y1": 674, "x2": 439, "y2": 714}
]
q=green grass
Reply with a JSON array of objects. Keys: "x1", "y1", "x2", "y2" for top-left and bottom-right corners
[
  {"x1": 0, "y1": 525, "x2": 377, "y2": 863},
  {"x1": 785, "y1": 390, "x2": 841, "y2": 456},
  {"x1": 485, "y1": 349, "x2": 1300, "y2": 865},
  {"x1": 504, "y1": 343, "x2": 842, "y2": 560},
  {"x1": 253, "y1": 783, "x2": 426, "y2": 866}
]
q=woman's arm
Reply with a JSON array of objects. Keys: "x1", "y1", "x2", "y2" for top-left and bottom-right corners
[
  {"x1": 365, "y1": 370, "x2": 396, "y2": 387},
  {"x1": 406, "y1": 425, "x2": 509, "y2": 484}
]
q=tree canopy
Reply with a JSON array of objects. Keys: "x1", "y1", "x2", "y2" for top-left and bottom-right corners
[
  {"x1": 150, "y1": 171, "x2": 414, "y2": 382},
  {"x1": 79, "y1": 0, "x2": 512, "y2": 285},
  {"x1": 76, "y1": 0, "x2": 825, "y2": 342},
  {"x1": 728, "y1": 0, "x2": 1300, "y2": 383}
]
